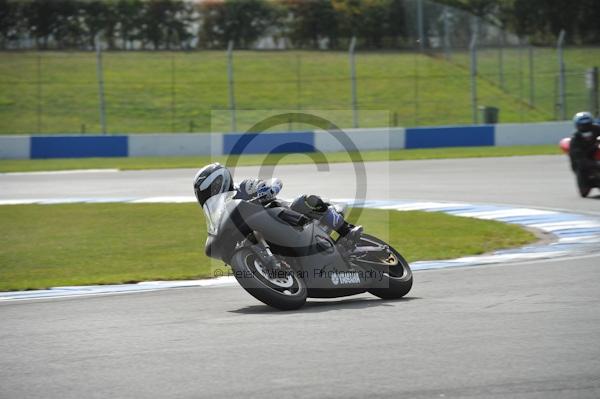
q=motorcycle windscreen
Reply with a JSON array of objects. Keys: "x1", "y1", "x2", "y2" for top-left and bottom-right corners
[{"x1": 202, "y1": 191, "x2": 237, "y2": 235}]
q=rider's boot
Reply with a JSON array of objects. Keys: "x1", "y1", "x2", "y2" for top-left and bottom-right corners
[
  {"x1": 318, "y1": 206, "x2": 362, "y2": 244},
  {"x1": 294, "y1": 195, "x2": 364, "y2": 245}
]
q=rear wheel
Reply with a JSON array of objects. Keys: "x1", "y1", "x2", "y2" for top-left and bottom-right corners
[
  {"x1": 576, "y1": 170, "x2": 592, "y2": 198},
  {"x1": 230, "y1": 248, "x2": 307, "y2": 310},
  {"x1": 354, "y1": 234, "x2": 413, "y2": 300}
]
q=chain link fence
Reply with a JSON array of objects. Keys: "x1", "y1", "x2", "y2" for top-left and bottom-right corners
[{"x1": 0, "y1": 0, "x2": 598, "y2": 135}]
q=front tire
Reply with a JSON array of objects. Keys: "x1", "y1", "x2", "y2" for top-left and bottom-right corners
[
  {"x1": 356, "y1": 234, "x2": 413, "y2": 300},
  {"x1": 230, "y1": 248, "x2": 307, "y2": 310}
]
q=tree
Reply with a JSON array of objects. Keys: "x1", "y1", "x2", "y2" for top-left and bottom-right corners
[
  {"x1": 543, "y1": 0, "x2": 579, "y2": 40},
  {"x1": 386, "y1": 0, "x2": 408, "y2": 48},
  {"x1": 2, "y1": 0, "x2": 598, "y2": 50},
  {"x1": 357, "y1": 0, "x2": 389, "y2": 48},
  {"x1": 0, "y1": 0, "x2": 20, "y2": 48},
  {"x1": 163, "y1": 0, "x2": 195, "y2": 49},
  {"x1": 141, "y1": 0, "x2": 169, "y2": 49},
  {"x1": 79, "y1": 0, "x2": 120, "y2": 49},
  {"x1": 137, "y1": 0, "x2": 194, "y2": 49},
  {"x1": 198, "y1": 0, "x2": 276, "y2": 49},
  {"x1": 22, "y1": 0, "x2": 64, "y2": 49},
  {"x1": 285, "y1": 0, "x2": 339, "y2": 49},
  {"x1": 115, "y1": 0, "x2": 143, "y2": 49},
  {"x1": 578, "y1": 0, "x2": 600, "y2": 44},
  {"x1": 52, "y1": 0, "x2": 85, "y2": 48}
]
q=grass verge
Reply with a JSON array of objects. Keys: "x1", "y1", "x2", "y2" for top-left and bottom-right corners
[
  {"x1": 0, "y1": 203, "x2": 536, "y2": 291},
  {"x1": 1, "y1": 49, "x2": 598, "y2": 134},
  {"x1": 0, "y1": 145, "x2": 561, "y2": 173}
]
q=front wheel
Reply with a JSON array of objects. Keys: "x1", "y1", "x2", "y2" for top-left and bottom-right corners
[
  {"x1": 230, "y1": 248, "x2": 307, "y2": 310},
  {"x1": 355, "y1": 234, "x2": 413, "y2": 300}
]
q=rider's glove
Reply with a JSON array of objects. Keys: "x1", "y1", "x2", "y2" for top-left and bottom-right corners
[
  {"x1": 255, "y1": 182, "x2": 272, "y2": 200},
  {"x1": 257, "y1": 178, "x2": 282, "y2": 202},
  {"x1": 242, "y1": 178, "x2": 283, "y2": 203}
]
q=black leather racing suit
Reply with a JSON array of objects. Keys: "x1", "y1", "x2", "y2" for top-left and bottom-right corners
[
  {"x1": 234, "y1": 179, "x2": 354, "y2": 237},
  {"x1": 569, "y1": 124, "x2": 600, "y2": 173}
]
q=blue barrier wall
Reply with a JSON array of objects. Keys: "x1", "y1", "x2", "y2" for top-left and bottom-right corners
[
  {"x1": 1, "y1": 122, "x2": 571, "y2": 160},
  {"x1": 30, "y1": 136, "x2": 128, "y2": 159},
  {"x1": 223, "y1": 132, "x2": 315, "y2": 155},
  {"x1": 405, "y1": 126, "x2": 495, "y2": 149}
]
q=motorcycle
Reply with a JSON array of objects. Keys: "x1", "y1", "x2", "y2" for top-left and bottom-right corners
[
  {"x1": 559, "y1": 137, "x2": 600, "y2": 197},
  {"x1": 202, "y1": 192, "x2": 413, "y2": 310}
]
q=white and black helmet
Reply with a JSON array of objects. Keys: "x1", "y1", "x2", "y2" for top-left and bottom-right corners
[
  {"x1": 573, "y1": 111, "x2": 594, "y2": 132},
  {"x1": 193, "y1": 163, "x2": 234, "y2": 206}
]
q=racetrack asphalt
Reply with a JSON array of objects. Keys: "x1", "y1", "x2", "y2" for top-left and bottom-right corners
[
  {"x1": 2, "y1": 155, "x2": 599, "y2": 213},
  {"x1": 1, "y1": 155, "x2": 600, "y2": 398}
]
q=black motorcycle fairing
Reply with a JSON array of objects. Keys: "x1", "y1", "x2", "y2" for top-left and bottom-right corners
[
  {"x1": 204, "y1": 197, "x2": 400, "y2": 294},
  {"x1": 204, "y1": 199, "x2": 256, "y2": 262},
  {"x1": 205, "y1": 199, "x2": 335, "y2": 263},
  {"x1": 275, "y1": 208, "x2": 310, "y2": 228}
]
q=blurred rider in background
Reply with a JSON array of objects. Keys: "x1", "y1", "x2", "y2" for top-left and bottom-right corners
[
  {"x1": 193, "y1": 163, "x2": 363, "y2": 245},
  {"x1": 569, "y1": 112, "x2": 600, "y2": 173}
]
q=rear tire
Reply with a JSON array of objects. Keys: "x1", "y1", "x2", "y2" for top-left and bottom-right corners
[
  {"x1": 230, "y1": 248, "x2": 307, "y2": 310},
  {"x1": 357, "y1": 234, "x2": 413, "y2": 300},
  {"x1": 577, "y1": 170, "x2": 592, "y2": 198}
]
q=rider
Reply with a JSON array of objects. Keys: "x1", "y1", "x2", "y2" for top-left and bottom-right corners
[
  {"x1": 569, "y1": 112, "x2": 600, "y2": 173},
  {"x1": 193, "y1": 163, "x2": 363, "y2": 244}
]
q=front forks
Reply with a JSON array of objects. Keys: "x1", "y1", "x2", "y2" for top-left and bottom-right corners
[{"x1": 251, "y1": 231, "x2": 289, "y2": 272}]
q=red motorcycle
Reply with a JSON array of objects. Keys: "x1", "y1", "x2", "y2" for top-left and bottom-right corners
[{"x1": 560, "y1": 137, "x2": 600, "y2": 197}]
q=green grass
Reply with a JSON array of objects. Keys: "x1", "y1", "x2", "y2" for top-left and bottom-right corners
[
  {"x1": 0, "y1": 203, "x2": 536, "y2": 292},
  {"x1": 0, "y1": 145, "x2": 561, "y2": 173},
  {"x1": 0, "y1": 48, "x2": 598, "y2": 134}
]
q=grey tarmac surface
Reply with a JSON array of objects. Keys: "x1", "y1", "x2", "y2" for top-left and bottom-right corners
[
  {"x1": 1, "y1": 155, "x2": 599, "y2": 213},
  {"x1": 1, "y1": 155, "x2": 600, "y2": 398}
]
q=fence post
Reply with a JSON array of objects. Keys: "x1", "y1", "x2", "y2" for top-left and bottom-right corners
[
  {"x1": 227, "y1": 40, "x2": 237, "y2": 133},
  {"x1": 414, "y1": 49, "x2": 420, "y2": 126},
  {"x1": 554, "y1": 75, "x2": 559, "y2": 120},
  {"x1": 349, "y1": 36, "x2": 358, "y2": 128},
  {"x1": 443, "y1": 7, "x2": 451, "y2": 60},
  {"x1": 498, "y1": 32, "x2": 505, "y2": 91},
  {"x1": 529, "y1": 42, "x2": 535, "y2": 107},
  {"x1": 518, "y1": 37, "x2": 524, "y2": 121},
  {"x1": 296, "y1": 53, "x2": 302, "y2": 112},
  {"x1": 417, "y1": 0, "x2": 425, "y2": 51},
  {"x1": 95, "y1": 33, "x2": 107, "y2": 135},
  {"x1": 171, "y1": 53, "x2": 176, "y2": 133},
  {"x1": 469, "y1": 27, "x2": 478, "y2": 124},
  {"x1": 587, "y1": 67, "x2": 599, "y2": 117},
  {"x1": 36, "y1": 53, "x2": 42, "y2": 134},
  {"x1": 557, "y1": 30, "x2": 567, "y2": 120}
]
